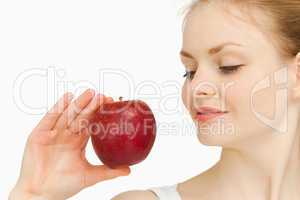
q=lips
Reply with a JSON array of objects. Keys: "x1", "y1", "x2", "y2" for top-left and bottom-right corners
[
  {"x1": 194, "y1": 106, "x2": 228, "y2": 122},
  {"x1": 196, "y1": 106, "x2": 228, "y2": 114}
]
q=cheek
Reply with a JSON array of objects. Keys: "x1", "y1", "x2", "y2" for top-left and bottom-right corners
[
  {"x1": 251, "y1": 85, "x2": 277, "y2": 119},
  {"x1": 223, "y1": 81, "x2": 248, "y2": 135},
  {"x1": 227, "y1": 74, "x2": 279, "y2": 139},
  {"x1": 216, "y1": 78, "x2": 251, "y2": 126},
  {"x1": 181, "y1": 81, "x2": 192, "y2": 113}
]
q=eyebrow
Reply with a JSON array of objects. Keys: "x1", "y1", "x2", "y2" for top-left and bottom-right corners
[{"x1": 180, "y1": 42, "x2": 243, "y2": 59}]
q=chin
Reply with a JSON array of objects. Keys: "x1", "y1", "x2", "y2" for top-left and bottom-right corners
[
  {"x1": 197, "y1": 132, "x2": 231, "y2": 146},
  {"x1": 195, "y1": 120, "x2": 240, "y2": 147}
]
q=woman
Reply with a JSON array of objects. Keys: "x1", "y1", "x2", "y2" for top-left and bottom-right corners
[{"x1": 9, "y1": 0, "x2": 300, "y2": 199}]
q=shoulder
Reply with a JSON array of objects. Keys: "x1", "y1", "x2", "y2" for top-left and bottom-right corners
[
  {"x1": 178, "y1": 165, "x2": 219, "y2": 199},
  {"x1": 112, "y1": 189, "x2": 158, "y2": 200}
]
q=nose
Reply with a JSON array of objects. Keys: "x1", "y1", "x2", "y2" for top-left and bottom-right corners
[
  {"x1": 194, "y1": 91, "x2": 217, "y2": 107},
  {"x1": 192, "y1": 89, "x2": 217, "y2": 112},
  {"x1": 189, "y1": 89, "x2": 216, "y2": 113},
  {"x1": 190, "y1": 69, "x2": 218, "y2": 99},
  {"x1": 196, "y1": 91, "x2": 217, "y2": 97},
  {"x1": 193, "y1": 84, "x2": 217, "y2": 99},
  {"x1": 189, "y1": 77, "x2": 219, "y2": 111}
]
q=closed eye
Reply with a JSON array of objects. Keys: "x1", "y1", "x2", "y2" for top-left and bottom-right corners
[
  {"x1": 183, "y1": 65, "x2": 244, "y2": 80},
  {"x1": 219, "y1": 65, "x2": 244, "y2": 74}
]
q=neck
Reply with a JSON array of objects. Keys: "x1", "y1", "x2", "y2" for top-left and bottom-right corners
[{"x1": 216, "y1": 109, "x2": 300, "y2": 200}]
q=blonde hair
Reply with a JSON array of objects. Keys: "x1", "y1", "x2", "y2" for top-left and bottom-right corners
[{"x1": 181, "y1": 0, "x2": 300, "y2": 58}]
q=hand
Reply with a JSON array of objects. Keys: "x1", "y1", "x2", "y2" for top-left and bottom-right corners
[{"x1": 9, "y1": 89, "x2": 131, "y2": 200}]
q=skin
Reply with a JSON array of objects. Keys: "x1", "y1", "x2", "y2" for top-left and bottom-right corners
[
  {"x1": 9, "y1": 1, "x2": 300, "y2": 200},
  {"x1": 9, "y1": 90, "x2": 131, "y2": 200},
  {"x1": 111, "y1": 2, "x2": 300, "y2": 199},
  {"x1": 179, "y1": 1, "x2": 300, "y2": 200}
]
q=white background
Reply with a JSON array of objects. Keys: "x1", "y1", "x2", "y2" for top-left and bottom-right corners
[{"x1": 0, "y1": 0, "x2": 221, "y2": 199}]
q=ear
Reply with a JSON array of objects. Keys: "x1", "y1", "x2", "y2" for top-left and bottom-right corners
[{"x1": 292, "y1": 52, "x2": 300, "y2": 99}]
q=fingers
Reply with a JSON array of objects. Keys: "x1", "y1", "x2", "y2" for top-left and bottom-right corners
[
  {"x1": 33, "y1": 92, "x2": 74, "y2": 131},
  {"x1": 67, "y1": 94, "x2": 111, "y2": 150},
  {"x1": 68, "y1": 93, "x2": 106, "y2": 134},
  {"x1": 54, "y1": 89, "x2": 95, "y2": 130},
  {"x1": 106, "y1": 96, "x2": 114, "y2": 103},
  {"x1": 84, "y1": 165, "x2": 131, "y2": 187},
  {"x1": 29, "y1": 129, "x2": 59, "y2": 145}
]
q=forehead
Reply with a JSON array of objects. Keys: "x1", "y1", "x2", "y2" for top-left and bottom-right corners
[{"x1": 182, "y1": 2, "x2": 272, "y2": 56}]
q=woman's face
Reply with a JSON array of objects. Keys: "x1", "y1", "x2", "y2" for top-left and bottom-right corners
[{"x1": 181, "y1": 2, "x2": 297, "y2": 147}]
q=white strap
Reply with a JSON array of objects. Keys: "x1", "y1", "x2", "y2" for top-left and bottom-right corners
[{"x1": 148, "y1": 184, "x2": 182, "y2": 200}]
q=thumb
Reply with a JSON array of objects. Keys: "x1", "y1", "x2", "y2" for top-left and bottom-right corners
[{"x1": 84, "y1": 164, "x2": 131, "y2": 187}]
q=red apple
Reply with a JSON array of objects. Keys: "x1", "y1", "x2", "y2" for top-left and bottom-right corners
[{"x1": 88, "y1": 98, "x2": 156, "y2": 169}]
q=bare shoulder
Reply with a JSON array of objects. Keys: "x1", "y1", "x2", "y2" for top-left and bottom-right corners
[
  {"x1": 112, "y1": 189, "x2": 158, "y2": 200},
  {"x1": 178, "y1": 164, "x2": 219, "y2": 200}
]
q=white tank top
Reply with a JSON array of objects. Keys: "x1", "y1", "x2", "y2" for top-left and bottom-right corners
[{"x1": 148, "y1": 184, "x2": 182, "y2": 200}]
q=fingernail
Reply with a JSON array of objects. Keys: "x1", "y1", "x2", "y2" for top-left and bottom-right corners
[
  {"x1": 88, "y1": 89, "x2": 95, "y2": 95},
  {"x1": 106, "y1": 97, "x2": 114, "y2": 103},
  {"x1": 67, "y1": 92, "x2": 74, "y2": 100}
]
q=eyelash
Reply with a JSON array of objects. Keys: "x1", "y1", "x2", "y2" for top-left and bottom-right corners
[{"x1": 183, "y1": 65, "x2": 243, "y2": 80}]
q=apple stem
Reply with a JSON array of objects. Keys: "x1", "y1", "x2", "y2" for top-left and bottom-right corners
[{"x1": 119, "y1": 96, "x2": 123, "y2": 101}]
